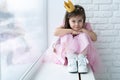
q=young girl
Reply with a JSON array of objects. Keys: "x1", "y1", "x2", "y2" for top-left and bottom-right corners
[{"x1": 43, "y1": 0, "x2": 100, "y2": 74}]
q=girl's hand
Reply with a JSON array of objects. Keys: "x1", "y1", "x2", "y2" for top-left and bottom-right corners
[
  {"x1": 79, "y1": 28, "x2": 87, "y2": 33},
  {"x1": 72, "y1": 30, "x2": 81, "y2": 35},
  {"x1": 71, "y1": 28, "x2": 87, "y2": 35}
]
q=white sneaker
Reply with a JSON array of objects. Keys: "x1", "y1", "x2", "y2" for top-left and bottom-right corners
[
  {"x1": 67, "y1": 58, "x2": 77, "y2": 73},
  {"x1": 66, "y1": 52, "x2": 78, "y2": 73},
  {"x1": 78, "y1": 54, "x2": 89, "y2": 73}
]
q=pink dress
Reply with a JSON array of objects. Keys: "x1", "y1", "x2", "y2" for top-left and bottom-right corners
[{"x1": 43, "y1": 23, "x2": 101, "y2": 73}]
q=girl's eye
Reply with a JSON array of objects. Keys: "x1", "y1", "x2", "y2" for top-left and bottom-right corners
[
  {"x1": 72, "y1": 21, "x2": 75, "y2": 22},
  {"x1": 79, "y1": 20, "x2": 82, "y2": 22}
]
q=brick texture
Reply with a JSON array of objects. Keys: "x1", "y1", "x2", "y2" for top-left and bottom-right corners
[{"x1": 80, "y1": 0, "x2": 120, "y2": 80}]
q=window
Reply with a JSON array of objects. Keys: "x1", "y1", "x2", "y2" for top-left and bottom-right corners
[{"x1": 0, "y1": 0, "x2": 47, "y2": 79}]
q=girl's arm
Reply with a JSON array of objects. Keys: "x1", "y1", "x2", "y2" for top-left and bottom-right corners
[
  {"x1": 54, "y1": 26, "x2": 80, "y2": 36},
  {"x1": 54, "y1": 26, "x2": 72, "y2": 36},
  {"x1": 81, "y1": 28, "x2": 97, "y2": 41},
  {"x1": 54, "y1": 26, "x2": 97, "y2": 41}
]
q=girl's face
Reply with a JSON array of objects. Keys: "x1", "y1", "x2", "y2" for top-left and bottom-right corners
[{"x1": 69, "y1": 16, "x2": 84, "y2": 31}]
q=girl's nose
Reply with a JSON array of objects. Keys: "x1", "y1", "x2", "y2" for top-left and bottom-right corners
[{"x1": 75, "y1": 22, "x2": 79, "y2": 26}]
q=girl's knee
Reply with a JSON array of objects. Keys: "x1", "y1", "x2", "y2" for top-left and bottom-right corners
[
  {"x1": 60, "y1": 34, "x2": 72, "y2": 40},
  {"x1": 78, "y1": 33, "x2": 89, "y2": 39},
  {"x1": 77, "y1": 33, "x2": 90, "y2": 45},
  {"x1": 60, "y1": 34, "x2": 73, "y2": 44},
  {"x1": 61, "y1": 34, "x2": 72, "y2": 38}
]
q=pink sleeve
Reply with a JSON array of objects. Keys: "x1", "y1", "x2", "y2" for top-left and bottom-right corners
[{"x1": 85, "y1": 22, "x2": 93, "y2": 31}]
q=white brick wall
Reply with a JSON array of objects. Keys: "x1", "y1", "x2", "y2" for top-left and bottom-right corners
[
  {"x1": 48, "y1": 0, "x2": 120, "y2": 80},
  {"x1": 79, "y1": 0, "x2": 120, "y2": 80}
]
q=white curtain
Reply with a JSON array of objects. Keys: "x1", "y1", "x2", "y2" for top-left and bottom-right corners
[{"x1": 6, "y1": 0, "x2": 48, "y2": 52}]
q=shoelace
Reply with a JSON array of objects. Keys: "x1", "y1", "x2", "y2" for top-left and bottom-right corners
[
  {"x1": 78, "y1": 57, "x2": 89, "y2": 66},
  {"x1": 68, "y1": 59, "x2": 76, "y2": 66}
]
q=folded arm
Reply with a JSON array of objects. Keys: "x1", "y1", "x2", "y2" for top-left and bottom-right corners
[{"x1": 54, "y1": 26, "x2": 97, "y2": 41}]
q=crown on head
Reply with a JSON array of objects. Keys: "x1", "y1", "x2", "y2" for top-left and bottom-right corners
[{"x1": 64, "y1": 0, "x2": 75, "y2": 13}]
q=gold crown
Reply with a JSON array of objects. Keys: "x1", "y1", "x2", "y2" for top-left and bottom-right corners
[{"x1": 64, "y1": 0, "x2": 75, "y2": 13}]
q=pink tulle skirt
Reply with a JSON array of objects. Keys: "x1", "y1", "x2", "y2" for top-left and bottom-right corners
[{"x1": 43, "y1": 33, "x2": 101, "y2": 73}]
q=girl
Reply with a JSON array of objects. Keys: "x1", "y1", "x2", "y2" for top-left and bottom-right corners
[{"x1": 43, "y1": 0, "x2": 100, "y2": 74}]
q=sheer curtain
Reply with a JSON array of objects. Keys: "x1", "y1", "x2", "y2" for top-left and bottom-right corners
[
  {"x1": 6, "y1": 0, "x2": 48, "y2": 51},
  {"x1": 0, "y1": 0, "x2": 47, "y2": 80}
]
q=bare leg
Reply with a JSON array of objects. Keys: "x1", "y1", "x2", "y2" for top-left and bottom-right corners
[{"x1": 80, "y1": 47, "x2": 88, "y2": 56}]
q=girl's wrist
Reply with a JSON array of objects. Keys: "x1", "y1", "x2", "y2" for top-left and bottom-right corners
[
  {"x1": 68, "y1": 29, "x2": 73, "y2": 34},
  {"x1": 71, "y1": 29, "x2": 76, "y2": 34},
  {"x1": 82, "y1": 28, "x2": 88, "y2": 33}
]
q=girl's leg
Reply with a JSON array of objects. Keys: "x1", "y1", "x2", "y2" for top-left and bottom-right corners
[
  {"x1": 61, "y1": 34, "x2": 78, "y2": 53},
  {"x1": 76, "y1": 33, "x2": 90, "y2": 53},
  {"x1": 76, "y1": 33, "x2": 90, "y2": 73},
  {"x1": 80, "y1": 47, "x2": 88, "y2": 56},
  {"x1": 60, "y1": 34, "x2": 78, "y2": 72}
]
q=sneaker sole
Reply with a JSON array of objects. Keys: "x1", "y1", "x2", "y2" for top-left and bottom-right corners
[{"x1": 78, "y1": 69, "x2": 88, "y2": 74}]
